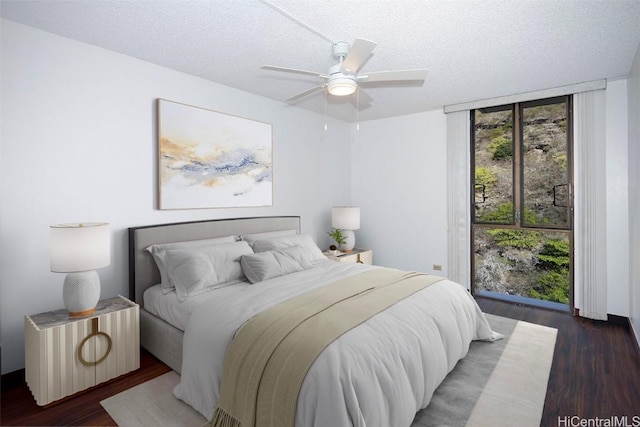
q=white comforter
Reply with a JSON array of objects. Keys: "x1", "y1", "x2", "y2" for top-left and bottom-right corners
[{"x1": 174, "y1": 261, "x2": 496, "y2": 427}]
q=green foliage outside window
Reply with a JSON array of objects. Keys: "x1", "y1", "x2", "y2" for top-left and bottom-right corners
[
  {"x1": 489, "y1": 136, "x2": 513, "y2": 160},
  {"x1": 475, "y1": 167, "x2": 497, "y2": 189},
  {"x1": 486, "y1": 228, "x2": 541, "y2": 250},
  {"x1": 480, "y1": 202, "x2": 513, "y2": 223},
  {"x1": 537, "y1": 239, "x2": 570, "y2": 269},
  {"x1": 554, "y1": 153, "x2": 567, "y2": 170},
  {"x1": 480, "y1": 202, "x2": 542, "y2": 225},
  {"x1": 529, "y1": 238, "x2": 570, "y2": 304},
  {"x1": 529, "y1": 271, "x2": 569, "y2": 304}
]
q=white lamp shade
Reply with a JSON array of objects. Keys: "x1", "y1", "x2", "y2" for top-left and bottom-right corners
[
  {"x1": 50, "y1": 223, "x2": 111, "y2": 272},
  {"x1": 332, "y1": 207, "x2": 360, "y2": 230}
]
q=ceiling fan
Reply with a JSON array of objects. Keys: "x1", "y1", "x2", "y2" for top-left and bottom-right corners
[{"x1": 261, "y1": 38, "x2": 428, "y2": 104}]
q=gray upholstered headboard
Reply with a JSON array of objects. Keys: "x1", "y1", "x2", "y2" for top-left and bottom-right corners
[{"x1": 128, "y1": 216, "x2": 301, "y2": 305}]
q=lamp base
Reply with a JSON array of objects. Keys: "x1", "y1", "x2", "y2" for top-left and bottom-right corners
[
  {"x1": 68, "y1": 307, "x2": 97, "y2": 317},
  {"x1": 340, "y1": 230, "x2": 356, "y2": 252},
  {"x1": 63, "y1": 270, "x2": 101, "y2": 317}
]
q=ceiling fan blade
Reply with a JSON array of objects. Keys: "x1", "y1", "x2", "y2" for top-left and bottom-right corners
[
  {"x1": 340, "y1": 38, "x2": 377, "y2": 74},
  {"x1": 286, "y1": 85, "x2": 326, "y2": 102},
  {"x1": 348, "y1": 88, "x2": 373, "y2": 111},
  {"x1": 262, "y1": 65, "x2": 328, "y2": 79},
  {"x1": 354, "y1": 87, "x2": 373, "y2": 106},
  {"x1": 359, "y1": 69, "x2": 428, "y2": 83}
]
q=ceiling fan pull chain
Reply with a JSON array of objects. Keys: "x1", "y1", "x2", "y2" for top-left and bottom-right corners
[
  {"x1": 324, "y1": 90, "x2": 328, "y2": 131},
  {"x1": 357, "y1": 88, "x2": 360, "y2": 131}
]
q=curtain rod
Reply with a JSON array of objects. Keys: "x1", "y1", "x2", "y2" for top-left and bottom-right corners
[{"x1": 443, "y1": 79, "x2": 607, "y2": 114}]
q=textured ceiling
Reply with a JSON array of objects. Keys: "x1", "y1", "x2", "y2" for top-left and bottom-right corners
[{"x1": 2, "y1": 0, "x2": 640, "y2": 122}]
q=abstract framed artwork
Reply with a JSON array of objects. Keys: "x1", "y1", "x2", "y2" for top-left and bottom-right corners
[{"x1": 157, "y1": 99, "x2": 273, "y2": 209}]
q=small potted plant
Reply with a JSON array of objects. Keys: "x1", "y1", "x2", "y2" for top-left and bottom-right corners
[{"x1": 327, "y1": 228, "x2": 346, "y2": 253}]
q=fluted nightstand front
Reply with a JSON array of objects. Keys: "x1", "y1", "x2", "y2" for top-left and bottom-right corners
[{"x1": 24, "y1": 296, "x2": 139, "y2": 406}]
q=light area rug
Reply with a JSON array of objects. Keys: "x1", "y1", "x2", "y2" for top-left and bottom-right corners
[
  {"x1": 101, "y1": 314, "x2": 557, "y2": 427},
  {"x1": 412, "y1": 314, "x2": 557, "y2": 427},
  {"x1": 101, "y1": 370, "x2": 205, "y2": 427}
]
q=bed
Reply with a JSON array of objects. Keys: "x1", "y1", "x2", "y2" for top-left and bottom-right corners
[{"x1": 129, "y1": 216, "x2": 498, "y2": 427}]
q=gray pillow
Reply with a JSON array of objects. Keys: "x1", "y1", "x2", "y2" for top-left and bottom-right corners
[
  {"x1": 162, "y1": 241, "x2": 253, "y2": 301},
  {"x1": 146, "y1": 235, "x2": 238, "y2": 294},
  {"x1": 251, "y1": 233, "x2": 327, "y2": 263},
  {"x1": 240, "y1": 246, "x2": 313, "y2": 284},
  {"x1": 240, "y1": 229, "x2": 297, "y2": 246}
]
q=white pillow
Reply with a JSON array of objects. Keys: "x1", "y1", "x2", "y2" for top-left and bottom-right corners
[
  {"x1": 251, "y1": 234, "x2": 327, "y2": 263},
  {"x1": 240, "y1": 246, "x2": 313, "y2": 284},
  {"x1": 146, "y1": 235, "x2": 238, "y2": 294},
  {"x1": 162, "y1": 241, "x2": 253, "y2": 302},
  {"x1": 241, "y1": 229, "x2": 298, "y2": 245}
]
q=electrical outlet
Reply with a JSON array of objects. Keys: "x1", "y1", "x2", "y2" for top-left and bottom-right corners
[{"x1": 433, "y1": 264, "x2": 442, "y2": 271}]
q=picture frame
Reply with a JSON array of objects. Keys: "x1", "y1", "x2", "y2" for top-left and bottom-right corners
[{"x1": 157, "y1": 99, "x2": 273, "y2": 209}]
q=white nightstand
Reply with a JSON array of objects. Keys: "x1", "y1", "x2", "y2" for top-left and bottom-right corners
[
  {"x1": 325, "y1": 249, "x2": 373, "y2": 265},
  {"x1": 24, "y1": 296, "x2": 139, "y2": 406}
]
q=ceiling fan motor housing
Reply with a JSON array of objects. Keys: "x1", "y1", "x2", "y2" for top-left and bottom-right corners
[{"x1": 333, "y1": 41, "x2": 350, "y2": 59}]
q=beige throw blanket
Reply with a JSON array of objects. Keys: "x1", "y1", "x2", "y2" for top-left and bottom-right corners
[{"x1": 209, "y1": 268, "x2": 444, "y2": 427}]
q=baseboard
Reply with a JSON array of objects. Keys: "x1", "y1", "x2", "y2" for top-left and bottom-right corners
[
  {"x1": 1, "y1": 368, "x2": 25, "y2": 392},
  {"x1": 608, "y1": 314, "x2": 631, "y2": 327},
  {"x1": 573, "y1": 308, "x2": 629, "y2": 327},
  {"x1": 630, "y1": 320, "x2": 640, "y2": 360}
]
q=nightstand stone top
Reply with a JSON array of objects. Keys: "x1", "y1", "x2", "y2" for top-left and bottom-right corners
[
  {"x1": 27, "y1": 296, "x2": 136, "y2": 329},
  {"x1": 324, "y1": 248, "x2": 370, "y2": 257}
]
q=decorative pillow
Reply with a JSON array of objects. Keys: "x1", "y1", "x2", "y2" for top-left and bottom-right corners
[
  {"x1": 240, "y1": 246, "x2": 313, "y2": 284},
  {"x1": 146, "y1": 235, "x2": 239, "y2": 294},
  {"x1": 162, "y1": 241, "x2": 253, "y2": 302},
  {"x1": 240, "y1": 229, "x2": 298, "y2": 246},
  {"x1": 251, "y1": 233, "x2": 327, "y2": 263}
]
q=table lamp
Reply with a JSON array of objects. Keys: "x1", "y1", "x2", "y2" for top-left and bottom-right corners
[
  {"x1": 332, "y1": 207, "x2": 360, "y2": 251},
  {"x1": 50, "y1": 222, "x2": 110, "y2": 316}
]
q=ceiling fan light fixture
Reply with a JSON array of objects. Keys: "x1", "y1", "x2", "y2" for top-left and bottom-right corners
[{"x1": 327, "y1": 77, "x2": 357, "y2": 96}]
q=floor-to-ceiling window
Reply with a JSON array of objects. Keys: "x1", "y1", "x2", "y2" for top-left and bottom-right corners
[{"x1": 471, "y1": 96, "x2": 573, "y2": 310}]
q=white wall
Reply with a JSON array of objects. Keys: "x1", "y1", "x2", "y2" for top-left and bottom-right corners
[
  {"x1": 351, "y1": 110, "x2": 448, "y2": 275},
  {"x1": 0, "y1": 20, "x2": 351, "y2": 374},
  {"x1": 628, "y1": 44, "x2": 640, "y2": 347},
  {"x1": 352, "y1": 87, "x2": 631, "y2": 317}
]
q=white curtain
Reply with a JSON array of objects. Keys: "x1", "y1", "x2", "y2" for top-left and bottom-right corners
[
  {"x1": 446, "y1": 111, "x2": 471, "y2": 289},
  {"x1": 574, "y1": 90, "x2": 608, "y2": 320}
]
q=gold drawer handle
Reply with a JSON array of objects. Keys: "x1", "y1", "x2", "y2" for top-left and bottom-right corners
[{"x1": 77, "y1": 317, "x2": 112, "y2": 367}]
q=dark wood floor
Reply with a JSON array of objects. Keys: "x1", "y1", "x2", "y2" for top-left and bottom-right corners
[
  {"x1": 2, "y1": 297, "x2": 639, "y2": 426},
  {"x1": 1, "y1": 350, "x2": 171, "y2": 426},
  {"x1": 478, "y1": 297, "x2": 640, "y2": 426}
]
